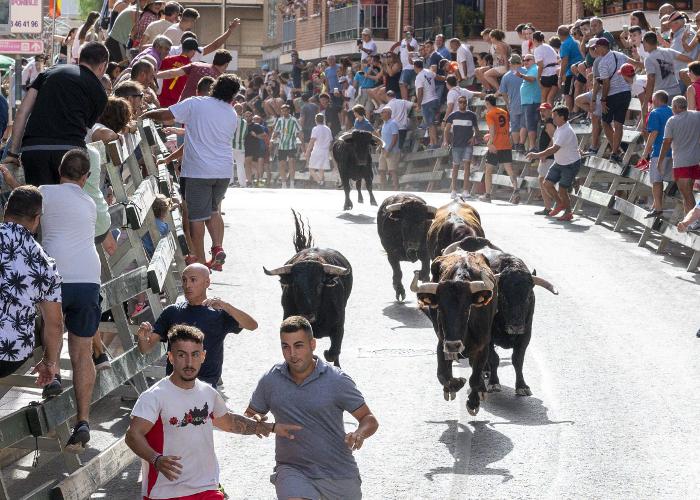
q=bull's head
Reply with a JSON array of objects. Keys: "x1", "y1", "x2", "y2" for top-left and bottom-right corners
[
  {"x1": 410, "y1": 261, "x2": 495, "y2": 361},
  {"x1": 385, "y1": 201, "x2": 437, "y2": 262},
  {"x1": 338, "y1": 130, "x2": 384, "y2": 164},
  {"x1": 263, "y1": 261, "x2": 350, "y2": 323}
]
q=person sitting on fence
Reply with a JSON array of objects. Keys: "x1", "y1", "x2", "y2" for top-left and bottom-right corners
[
  {"x1": 443, "y1": 95, "x2": 479, "y2": 200},
  {"x1": 677, "y1": 198, "x2": 700, "y2": 233},
  {"x1": 479, "y1": 94, "x2": 521, "y2": 204},
  {"x1": 497, "y1": 54, "x2": 527, "y2": 152},
  {"x1": 533, "y1": 102, "x2": 557, "y2": 216},
  {"x1": 305, "y1": 113, "x2": 333, "y2": 186},
  {"x1": 135, "y1": 263, "x2": 258, "y2": 388},
  {"x1": 657, "y1": 95, "x2": 700, "y2": 215},
  {"x1": 378, "y1": 107, "x2": 400, "y2": 190},
  {"x1": 39, "y1": 149, "x2": 102, "y2": 452},
  {"x1": 639, "y1": 90, "x2": 674, "y2": 219},
  {"x1": 0, "y1": 186, "x2": 63, "y2": 387},
  {"x1": 390, "y1": 26, "x2": 418, "y2": 101},
  {"x1": 527, "y1": 106, "x2": 582, "y2": 222}
]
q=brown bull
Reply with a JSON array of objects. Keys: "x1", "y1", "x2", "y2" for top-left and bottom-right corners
[{"x1": 426, "y1": 201, "x2": 485, "y2": 259}]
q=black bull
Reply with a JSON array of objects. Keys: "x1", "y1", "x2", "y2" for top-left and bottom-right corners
[
  {"x1": 332, "y1": 130, "x2": 383, "y2": 211},
  {"x1": 376, "y1": 194, "x2": 437, "y2": 301}
]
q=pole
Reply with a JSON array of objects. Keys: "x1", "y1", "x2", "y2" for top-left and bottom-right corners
[
  {"x1": 13, "y1": 56, "x2": 21, "y2": 119},
  {"x1": 221, "y1": 0, "x2": 226, "y2": 34}
]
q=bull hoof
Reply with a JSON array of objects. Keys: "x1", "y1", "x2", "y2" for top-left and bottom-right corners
[
  {"x1": 343, "y1": 203, "x2": 353, "y2": 211},
  {"x1": 358, "y1": 199, "x2": 364, "y2": 204},
  {"x1": 516, "y1": 386, "x2": 532, "y2": 396},
  {"x1": 467, "y1": 403, "x2": 480, "y2": 416},
  {"x1": 323, "y1": 350, "x2": 339, "y2": 367},
  {"x1": 395, "y1": 286, "x2": 406, "y2": 302},
  {"x1": 370, "y1": 199, "x2": 378, "y2": 207},
  {"x1": 487, "y1": 383, "x2": 501, "y2": 393},
  {"x1": 444, "y1": 389, "x2": 456, "y2": 401}
]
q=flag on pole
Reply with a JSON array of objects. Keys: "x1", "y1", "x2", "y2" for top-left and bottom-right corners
[{"x1": 49, "y1": 0, "x2": 61, "y2": 18}]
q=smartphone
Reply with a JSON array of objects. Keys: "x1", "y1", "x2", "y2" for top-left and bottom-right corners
[{"x1": 622, "y1": 24, "x2": 629, "y2": 32}]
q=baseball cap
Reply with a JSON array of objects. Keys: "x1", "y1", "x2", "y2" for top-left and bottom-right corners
[
  {"x1": 362, "y1": 28, "x2": 371, "y2": 35},
  {"x1": 618, "y1": 63, "x2": 636, "y2": 77},
  {"x1": 509, "y1": 54, "x2": 522, "y2": 65},
  {"x1": 586, "y1": 37, "x2": 599, "y2": 48},
  {"x1": 182, "y1": 38, "x2": 201, "y2": 53},
  {"x1": 594, "y1": 37, "x2": 610, "y2": 47},
  {"x1": 539, "y1": 102, "x2": 553, "y2": 110}
]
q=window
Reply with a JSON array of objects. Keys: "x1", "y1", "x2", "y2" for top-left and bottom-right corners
[{"x1": 267, "y1": 0, "x2": 277, "y2": 38}]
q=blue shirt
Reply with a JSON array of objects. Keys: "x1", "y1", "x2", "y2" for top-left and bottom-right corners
[
  {"x1": 381, "y1": 119, "x2": 399, "y2": 152},
  {"x1": 499, "y1": 70, "x2": 524, "y2": 114},
  {"x1": 560, "y1": 35, "x2": 583, "y2": 76},
  {"x1": 141, "y1": 218, "x2": 169, "y2": 258},
  {"x1": 324, "y1": 64, "x2": 340, "y2": 93},
  {"x1": 359, "y1": 65, "x2": 378, "y2": 89},
  {"x1": 520, "y1": 65, "x2": 541, "y2": 105},
  {"x1": 437, "y1": 46, "x2": 450, "y2": 59},
  {"x1": 354, "y1": 118, "x2": 374, "y2": 132},
  {"x1": 646, "y1": 105, "x2": 673, "y2": 158}
]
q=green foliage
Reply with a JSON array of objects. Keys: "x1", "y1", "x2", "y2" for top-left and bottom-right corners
[
  {"x1": 455, "y1": 5, "x2": 484, "y2": 39},
  {"x1": 582, "y1": 0, "x2": 603, "y2": 15},
  {"x1": 79, "y1": 0, "x2": 103, "y2": 19}
]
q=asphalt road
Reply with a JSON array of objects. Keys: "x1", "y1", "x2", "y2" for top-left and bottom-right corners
[{"x1": 96, "y1": 188, "x2": 700, "y2": 499}]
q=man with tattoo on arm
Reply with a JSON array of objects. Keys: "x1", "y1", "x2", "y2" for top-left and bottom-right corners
[
  {"x1": 245, "y1": 316, "x2": 379, "y2": 500},
  {"x1": 126, "y1": 325, "x2": 301, "y2": 500}
]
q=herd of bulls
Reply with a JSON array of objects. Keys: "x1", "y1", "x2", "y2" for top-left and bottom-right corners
[{"x1": 263, "y1": 195, "x2": 558, "y2": 416}]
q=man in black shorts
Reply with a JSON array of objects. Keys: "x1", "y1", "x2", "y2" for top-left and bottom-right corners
[{"x1": 244, "y1": 110, "x2": 266, "y2": 186}]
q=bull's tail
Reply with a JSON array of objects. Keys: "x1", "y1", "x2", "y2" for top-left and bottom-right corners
[{"x1": 291, "y1": 209, "x2": 313, "y2": 252}]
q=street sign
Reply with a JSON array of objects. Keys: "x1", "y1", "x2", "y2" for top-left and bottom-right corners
[
  {"x1": 10, "y1": 0, "x2": 42, "y2": 34},
  {"x1": 0, "y1": 38, "x2": 43, "y2": 54}
]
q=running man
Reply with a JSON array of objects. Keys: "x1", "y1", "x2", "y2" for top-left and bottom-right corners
[{"x1": 272, "y1": 104, "x2": 302, "y2": 188}]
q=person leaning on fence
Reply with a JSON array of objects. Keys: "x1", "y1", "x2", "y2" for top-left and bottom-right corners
[
  {"x1": 657, "y1": 96, "x2": 700, "y2": 216},
  {"x1": 378, "y1": 106, "x2": 400, "y2": 191},
  {"x1": 533, "y1": 102, "x2": 557, "y2": 216},
  {"x1": 0, "y1": 186, "x2": 63, "y2": 387},
  {"x1": 126, "y1": 324, "x2": 300, "y2": 500},
  {"x1": 245, "y1": 316, "x2": 379, "y2": 500},
  {"x1": 38, "y1": 149, "x2": 103, "y2": 452},
  {"x1": 527, "y1": 106, "x2": 582, "y2": 222},
  {"x1": 443, "y1": 95, "x2": 479, "y2": 200},
  {"x1": 448, "y1": 38, "x2": 475, "y2": 86},
  {"x1": 384, "y1": 90, "x2": 413, "y2": 150},
  {"x1": 479, "y1": 94, "x2": 521, "y2": 205},
  {"x1": 4, "y1": 42, "x2": 108, "y2": 186}
]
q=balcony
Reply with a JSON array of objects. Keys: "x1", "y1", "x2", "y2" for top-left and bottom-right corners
[
  {"x1": 599, "y1": 0, "x2": 693, "y2": 15},
  {"x1": 327, "y1": 1, "x2": 389, "y2": 44},
  {"x1": 282, "y1": 15, "x2": 296, "y2": 53}
]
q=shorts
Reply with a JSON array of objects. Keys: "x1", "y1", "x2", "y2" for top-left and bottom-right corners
[
  {"x1": 245, "y1": 147, "x2": 263, "y2": 161},
  {"x1": 184, "y1": 177, "x2": 229, "y2": 221},
  {"x1": 421, "y1": 99, "x2": 440, "y2": 127},
  {"x1": 538, "y1": 158, "x2": 554, "y2": 177},
  {"x1": 95, "y1": 229, "x2": 110, "y2": 245},
  {"x1": 0, "y1": 358, "x2": 29, "y2": 378},
  {"x1": 62, "y1": 283, "x2": 101, "y2": 338},
  {"x1": 21, "y1": 148, "x2": 72, "y2": 186},
  {"x1": 378, "y1": 150, "x2": 400, "y2": 171},
  {"x1": 510, "y1": 112, "x2": 524, "y2": 133},
  {"x1": 602, "y1": 91, "x2": 631, "y2": 125},
  {"x1": 579, "y1": 91, "x2": 602, "y2": 117},
  {"x1": 271, "y1": 465, "x2": 362, "y2": 500},
  {"x1": 303, "y1": 128, "x2": 313, "y2": 142},
  {"x1": 278, "y1": 149, "x2": 297, "y2": 161},
  {"x1": 673, "y1": 165, "x2": 700, "y2": 180},
  {"x1": 649, "y1": 156, "x2": 673, "y2": 183},
  {"x1": 398, "y1": 129, "x2": 407, "y2": 149},
  {"x1": 576, "y1": 72, "x2": 588, "y2": 85},
  {"x1": 144, "y1": 490, "x2": 224, "y2": 500},
  {"x1": 540, "y1": 74, "x2": 558, "y2": 88},
  {"x1": 485, "y1": 149, "x2": 513, "y2": 166},
  {"x1": 452, "y1": 146, "x2": 473, "y2": 164},
  {"x1": 523, "y1": 103, "x2": 540, "y2": 133},
  {"x1": 399, "y1": 68, "x2": 416, "y2": 87},
  {"x1": 179, "y1": 177, "x2": 187, "y2": 199},
  {"x1": 563, "y1": 75, "x2": 574, "y2": 95},
  {"x1": 545, "y1": 159, "x2": 581, "y2": 188}
]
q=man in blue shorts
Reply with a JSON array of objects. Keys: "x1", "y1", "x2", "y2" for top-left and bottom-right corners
[
  {"x1": 390, "y1": 27, "x2": 419, "y2": 100},
  {"x1": 443, "y1": 95, "x2": 479, "y2": 199},
  {"x1": 498, "y1": 54, "x2": 526, "y2": 152},
  {"x1": 246, "y1": 316, "x2": 379, "y2": 500}
]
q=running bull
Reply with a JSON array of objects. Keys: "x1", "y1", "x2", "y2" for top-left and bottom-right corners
[
  {"x1": 332, "y1": 129, "x2": 383, "y2": 211},
  {"x1": 443, "y1": 237, "x2": 558, "y2": 396},
  {"x1": 377, "y1": 194, "x2": 437, "y2": 301},
  {"x1": 426, "y1": 201, "x2": 485, "y2": 259},
  {"x1": 411, "y1": 249, "x2": 497, "y2": 416},
  {"x1": 264, "y1": 211, "x2": 352, "y2": 366}
]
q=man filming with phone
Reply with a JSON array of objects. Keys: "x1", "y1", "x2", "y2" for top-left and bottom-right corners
[{"x1": 358, "y1": 28, "x2": 377, "y2": 63}]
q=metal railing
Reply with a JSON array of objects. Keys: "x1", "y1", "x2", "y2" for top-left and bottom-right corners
[
  {"x1": 282, "y1": 16, "x2": 296, "y2": 53},
  {"x1": 327, "y1": 1, "x2": 388, "y2": 43},
  {"x1": 600, "y1": 0, "x2": 693, "y2": 15}
]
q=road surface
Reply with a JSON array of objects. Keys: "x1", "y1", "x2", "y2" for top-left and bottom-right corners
[{"x1": 95, "y1": 188, "x2": 700, "y2": 499}]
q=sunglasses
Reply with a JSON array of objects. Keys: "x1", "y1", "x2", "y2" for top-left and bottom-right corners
[{"x1": 128, "y1": 93, "x2": 144, "y2": 98}]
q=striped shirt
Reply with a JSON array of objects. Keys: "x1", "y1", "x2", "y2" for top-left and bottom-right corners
[
  {"x1": 233, "y1": 118, "x2": 247, "y2": 151},
  {"x1": 273, "y1": 116, "x2": 301, "y2": 150}
]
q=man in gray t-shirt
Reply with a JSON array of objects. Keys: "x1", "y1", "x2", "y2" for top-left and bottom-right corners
[
  {"x1": 642, "y1": 32, "x2": 692, "y2": 102},
  {"x1": 246, "y1": 316, "x2": 379, "y2": 500}
]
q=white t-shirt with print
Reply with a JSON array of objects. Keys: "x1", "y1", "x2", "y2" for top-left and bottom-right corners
[
  {"x1": 415, "y1": 68, "x2": 438, "y2": 104},
  {"x1": 132, "y1": 377, "x2": 228, "y2": 499},
  {"x1": 398, "y1": 38, "x2": 419, "y2": 70}
]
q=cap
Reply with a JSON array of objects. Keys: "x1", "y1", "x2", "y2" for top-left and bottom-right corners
[
  {"x1": 362, "y1": 28, "x2": 371, "y2": 36},
  {"x1": 261, "y1": 63, "x2": 270, "y2": 71},
  {"x1": 182, "y1": 38, "x2": 201, "y2": 53},
  {"x1": 509, "y1": 54, "x2": 522, "y2": 65},
  {"x1": 618, "y1": 63, "x2": 636, "y2": 77},
  {"x1": 539, "y1": 102, "x2": 553, "y2": 110},
  {"x1": 595, "y1": 37, "x2": 610, "y2": 47},
  {"x1": 586, "y1": 37, "x2": 599, "y2": 48}
]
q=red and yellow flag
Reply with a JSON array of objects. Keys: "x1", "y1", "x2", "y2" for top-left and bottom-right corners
[{"x1": 49, "y1": 0, "x2": 62, "y2": 18}]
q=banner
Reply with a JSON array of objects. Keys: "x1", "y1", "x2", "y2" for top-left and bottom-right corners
[{"x1": 49, "y1": 0, "x2": 61, "y2": 18}]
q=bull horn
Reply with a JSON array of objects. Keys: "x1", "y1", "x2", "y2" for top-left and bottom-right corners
[
  {"x1": 468, "y1": 271, "x2": 496, "y2": 293},
  {"x1": 263, "y1": 265, "x2": 293, "y2": 276},
  {"x1": 410, "y1": 270, "x2": 438, "y2": 295},
  {"x1": 426, "y1": 205, "x2": 438, "y2": 215},
  {"x1": 532, "y1": 275, "x2": 559, "y2": 295},
  {"x1": 322, "y1": 264, "x2": 350, "y2": 276},
  {"x1": 442, "y1": 241, "x2": 463, "y2": 255},
  {"x1": 338, "y1": 132, "x2": 353, "y2": 142},
  {"x1": 385, "y1": 203, "x2": 403, "y2": 212}
]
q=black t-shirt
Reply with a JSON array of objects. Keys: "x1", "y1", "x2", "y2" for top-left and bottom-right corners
[
  {"x1": 245, "y1": 122, "x2": 265, "y2": 153},
  {"x1": 24, "y1": 64, "x2": 107, "y2": 148},
  {"x1": 446, "y1": 109, "x2": 478, "y2": 148},
  {"x1": 154, "y1": 302, "x2": 242, "y2": 386},
  {"x1": 292, "y1": 59, "x2": 304, "y2": 89},
  {"x1": 538, "y1": 117, "x2": 555, "y2": 159}
]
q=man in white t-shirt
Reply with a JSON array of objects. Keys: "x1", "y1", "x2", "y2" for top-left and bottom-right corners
[
  {"x1": 141, "y1": 1, "x2": 182, "y2": 47},
  {"x1": 390, "y1": 27, "x2": 419, "y2": 100},
  {"x1": 526, "y1": 106, "x2": 582, "y2": 221},
  {"x1": 127, "y1": 325, "x2": 300, "y2": 500},
  {"x1": 168, "y1": 20, "x2": 240, "y2": 62},
  {"x1": 358, "y1": 28, "x2": 377, "y2": 62},
  {"x1": 443, "y1": 75, "x2": 483, "y2": 119},
  {"x1": 143, "y1": 74, "x2": 239, "y2": 268},
  {"x1": 385, "y1": 90, "x2": 413, "y2": 150},
  {"x1": 163, "y1": 7, "x2": 199, "y2": 45},
  {"x1": 448, "y1": 38, "x2": 475, "y2": 85},
  {"x1": 39, "y1": 150, "x2": 102, "y2": 453},
  {"x1": 414, "y1": 59, "x2": 439, "y2": 148}
]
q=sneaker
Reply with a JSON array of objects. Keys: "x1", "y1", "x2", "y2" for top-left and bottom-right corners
[
  {"x1": 64, "y1": 420, "x2": 90, "y2": 454},
  {"x1": 548, "y1": 204, "x2": 565, "y2": 217},
  {"x1": 689, "y1": 219, "x2": 700, "y2": 232},
  {"x1": 131, "y1": 302, "x2": 150, "y2": 319},
  {"x1": 211, "y1": 246, "x2": 226, "y2": 266},
  {"x1": 513, "y1": 144, "x2": 525, "y2": 153},
  {"x1": 644, "y1": 209, "x2": 663, "y2": 219},
  {"x1": 42, "y1": 375, "x2": 62, "y2": 399},
  {"x1": 609, "y1": 153, "x2": 623, "y2": 163},
  {"x1": 478, "y1": 194, "x2": 491, "y2": 203},
  {"x1": 450, "y1": 191, "x2": 458, "y2": 199},
  {"x1": 289, "y1": 179, "x2": 295, "y2": 189},
  {"x1": 92, "y1": 353, "x2": 111, "y2": 371},
  {"x1": 557, "y1": 211, "x2": 574, "y2": 222},
  {"x1": 510, "y1": 190, "x2": 521, "y2": 205},
  {"x1": 207, "y1": 259, "x2": 223, "y2": 272},
  {"x1": 584, "y1": 147, "x2": 598, "y2": 156},
  {"x1": 534, "y1": 208, "x2": 550, "y2": 215},
  {"x1": 527, "y1": 148, "x2": 538, "y2": 154},
  {"x1": 461, "y1": 191, "x2": 473, "y2": 200}
]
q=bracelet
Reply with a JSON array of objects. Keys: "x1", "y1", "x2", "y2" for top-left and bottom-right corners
[
  {"x1": 272, "y1": 423, "x2": 276, "y2": 433},
  {"x1": 150, "y1": 454, "x2": 162, "y2": 467}
]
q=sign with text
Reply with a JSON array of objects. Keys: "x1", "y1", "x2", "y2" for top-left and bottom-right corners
[
  {"x1": 0, "y1": 38, "x2": 43, "y2": 53},
  {"x1": 10, "y1": 0, "x2": 41, "y2": 34}
]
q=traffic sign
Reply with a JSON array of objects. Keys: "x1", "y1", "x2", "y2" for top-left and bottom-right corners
[
  {"x1": 10, "y1": 0, "x2": 42, "y2": 34},
  {"x1": 0, "y1": 39, "x2": 43, "y2": 54}
]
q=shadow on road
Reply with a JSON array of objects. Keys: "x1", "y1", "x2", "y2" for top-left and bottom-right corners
[
  {"x1": 335, "y1": 213, "x2": 375, "y2": 224},
  {"x1": 382, "y1": 302, "x2": 432, "y2": 329},
  {"x1": 424, "y1": 419, "x2": 513, "y2": 482},
  {"x1": 482, "y1": 390, "x2": 574, "y2": 427},
  {"x1": 546, "y1": 220, "x2": 591, "y2": 232}
]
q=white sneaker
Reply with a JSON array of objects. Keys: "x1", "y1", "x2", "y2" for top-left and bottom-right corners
[
  {"x1": 450, "y1": 191, "x2": 457, "y2": 199},
  {"x1": 462, "y1": 191, "x2": 473, "y2": 200},
  {"x1": 689, "y1": 219, "x2": 700, "y2": 231},
  {"x1": 289, "y1": 180, "x2": 295, "y2": 189}
]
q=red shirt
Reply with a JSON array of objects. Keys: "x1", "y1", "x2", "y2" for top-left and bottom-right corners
[
  {"x1": 179, "y1": 63, "x2": 222, "y2": 102},
  {"x1": 159, "y1": 55, "x2": 190, "y2": 108}
]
